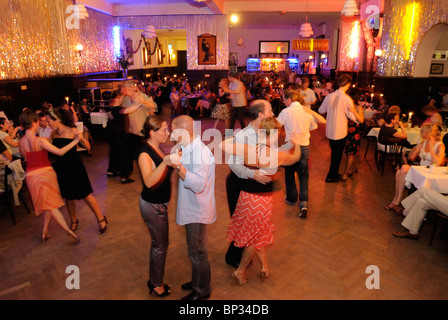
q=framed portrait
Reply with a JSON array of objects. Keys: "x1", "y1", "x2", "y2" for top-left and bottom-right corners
[
  {"x1": 198, "y1": 34, "x2": 216, "y2": 65},
  {"x1": 124, "y1": 37, "x2": 135, "y2": 66},
  {"x1": 430, "y1": 63, "x2": 444, "y2": 75}
]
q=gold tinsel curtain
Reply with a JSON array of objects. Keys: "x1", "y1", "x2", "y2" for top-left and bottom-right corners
[
  {"x1": 0, "y1": 0, "x2": 116, "y2": 80},
  {"x1": 377, "y1": 0, "x2": 448, "y2": 77}
]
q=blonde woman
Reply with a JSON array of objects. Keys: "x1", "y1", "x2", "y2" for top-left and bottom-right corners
[
  {"x1": 220, "y1": 117, "x2": 302, "y2": 285},
  {"x1": 211, "y1": 78, "x2": 231, "y2": 131},
  {"x1": 386, "y1": 123, "x2": 446, "y2": 213}
]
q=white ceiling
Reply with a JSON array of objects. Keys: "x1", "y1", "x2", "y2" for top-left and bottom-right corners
[
  {"x1": 81, "y1": 0, "x2": 382, "y2": 29},
  {"x1": 90, "y1": 0, "x2": 353, "y2": 14}
]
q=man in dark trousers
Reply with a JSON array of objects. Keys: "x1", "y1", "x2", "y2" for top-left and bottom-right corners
[{"x1": 225, "y1": 100, "x2": 273, "y2": 268}]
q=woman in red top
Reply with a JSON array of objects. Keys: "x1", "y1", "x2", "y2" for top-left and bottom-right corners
[{"x1": 19, "y1": 110, "x2": 80, "y2": 244}]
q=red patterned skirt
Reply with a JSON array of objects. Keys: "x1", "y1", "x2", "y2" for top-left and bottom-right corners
[
  {"x1": 26, "y1": 167, "x2": 64, "y2": 216},
  {"x1": 227, "y1": 191, "x2": 275, "y2": 250}
]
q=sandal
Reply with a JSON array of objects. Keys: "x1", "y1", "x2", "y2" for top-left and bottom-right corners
[
  {"x1": 385, "y1": 203, "x2": 398, "y2": 210},
  {"x1": 98, "y1": 217, "x2": 108, "y2": 234},
  {"x1": 340, "y1": 173, "x2": 348, "y2": 182}
]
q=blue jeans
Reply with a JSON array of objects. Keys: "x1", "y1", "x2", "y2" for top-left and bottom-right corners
[{"x1": 284, "y1": 146, "x2": 310, "y2": 209}]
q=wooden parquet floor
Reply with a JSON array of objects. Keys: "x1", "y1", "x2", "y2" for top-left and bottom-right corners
[{"x1": 1, "y1": 104, "x2": 448, "y2": 300}]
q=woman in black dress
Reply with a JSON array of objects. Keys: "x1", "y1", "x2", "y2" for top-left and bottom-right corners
[
  {"x1": 341, "y1": 90, "x2": 365, "y2": 182},
  {"x1": 46, "y1": 108, "x2": 108, "y2": 234}
]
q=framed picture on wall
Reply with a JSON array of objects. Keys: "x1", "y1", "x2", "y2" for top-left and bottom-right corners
[
  {"x1": 430, "y1": 63, "x2": 444, "y2": 75},
  {"x1": 198, "y1": 34, "x2": 216, "y2": 65}
]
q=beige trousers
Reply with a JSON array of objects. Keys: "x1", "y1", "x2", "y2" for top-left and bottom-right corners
[{"x1": 401, "y1": 188, "x2": 448, "y2": 234}]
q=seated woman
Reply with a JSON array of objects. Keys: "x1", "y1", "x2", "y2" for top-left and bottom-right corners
[
  {"x1": 169, "y1": 86, "x2": 181, "y2": 117},
  {"x1": 421, "y1": 104, "x2": 443, "y2": 127},
  {"x1": 0, "y1": 117, "x2": 20, "y2": 158},
  {"x1": 378, "y1": 112, "x2": 407, "y2": 145},
  {"x1": 386, "y1": 123, "x2": 446, "y2": 213},
  {"x1": 375, "y1": 105, "x2": 401, "y2": 127},
  {"x1": 195, "y1": 85, "x2": 213, "y2": 117},
  {"x1": 219, "y1": 117, "x2": 302, "y2": 285}
]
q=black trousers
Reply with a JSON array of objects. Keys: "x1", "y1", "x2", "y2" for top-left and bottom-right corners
[
  {"x1": 225, "y1": 172, "x2": 244, "y2": 267},
  {"x1": 327, "y1": 137, "x2": 347, "y2": 180},
  {"x1": 229, "y1": 106, "x2": 246, "y2": 130},
  {"x1": 108, "y1": 133, "x2": 133, "y2": 178}
]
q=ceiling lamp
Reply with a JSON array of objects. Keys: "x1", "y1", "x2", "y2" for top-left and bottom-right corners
[
  {"x1": 299, "y1": 14, "x2": 314, "y2": 38},
  {"x1": 142, "y1": 21, "x2": 156, "y2": 38},
  {"x1": 341, "y1": 0, "x2": 359, "y2": 17}
]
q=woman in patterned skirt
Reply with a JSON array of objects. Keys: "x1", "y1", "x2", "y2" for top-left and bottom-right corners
[
  {"x1": 220, "y1": 117, "x2": 302, "y2": 285},
  {"x1": 19, "y1": 110, "x2": 80, "y2": 244},
  {"x1": 211, "y1": 78, "x2": 231, "y2": 131},
  {"x1": 341, "y1": 90, "x2": 364, "y2": 182}
]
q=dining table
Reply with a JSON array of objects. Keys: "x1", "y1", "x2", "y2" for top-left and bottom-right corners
[
  {"x1": 405, "y1": 165, "x2": 448, "y2": 194},
  {"x1": 181, "y1": 94, "x2": 202, "y2": 109},
  {"x1": 367, "y1": 126, "x2": 447, "y2": 147},
  {"x1": 90, "y1": 112, "x2": 109, "y2": 128}
]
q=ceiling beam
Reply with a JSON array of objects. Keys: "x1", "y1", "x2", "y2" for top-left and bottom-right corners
[{"x1": 205, "y1": 0, "x2": 224, "y2": 14}]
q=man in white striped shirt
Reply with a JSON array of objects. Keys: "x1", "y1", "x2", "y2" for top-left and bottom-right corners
[{"x1": 318, "y1": 74, "x2": 356, "y2": 183}]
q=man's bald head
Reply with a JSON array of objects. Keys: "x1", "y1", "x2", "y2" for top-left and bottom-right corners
[
  {"x1": 172, "y1": 115, "x2": 193, "y2": 133},
  {"x1": 171, "y1": 115, "x2": 194, "y2": 146}
]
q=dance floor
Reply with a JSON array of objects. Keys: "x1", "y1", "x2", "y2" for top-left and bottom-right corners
[{"x1": 1, "y1": 103, "x2": 448, "y2": 300}]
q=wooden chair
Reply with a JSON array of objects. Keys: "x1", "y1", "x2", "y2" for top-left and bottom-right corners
[
  {"x1": 0, "y1": 165, "x2": 15, "y2": 224},
  {"x1": 362, "y1": 124, "x2": 379, "y2": 160},
  {"x1": 376, "y1": 137, "x2": 405, "y2": 176},
  {"x1": 428, "y1": 210, "x2": 448, "y2": 246}
]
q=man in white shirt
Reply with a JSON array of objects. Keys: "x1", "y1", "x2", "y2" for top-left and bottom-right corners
[
  {"x1": 225, "y1": 100, "x2": 273, "y2": 267},
  {"x1": 37, "y1": 113, "x2": 52, "y2": 139},
  {"x1": 277, "y1": 89, "x2": 319, "y2": 218},
  {"x1": 164, "y1": 115, "x2": 216, "y2": 300},
  {"x1": 318, "y1": 74, "x2": 356, "y2": 182}
]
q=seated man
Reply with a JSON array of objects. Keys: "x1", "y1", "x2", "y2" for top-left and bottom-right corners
[{"x1": 393, "y1": 188, "x2": 448, "y2": 240}]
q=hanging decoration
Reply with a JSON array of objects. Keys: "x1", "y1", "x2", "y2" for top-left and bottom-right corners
[
  {"x1": 142, "y1": 21, "x2": 157, "y2": 38},
  {"x1": 341, "y1": 0, "x2": 359, "y2": 17},
  {"x1": 299, "y1": 14, "x2": 314, "y2": 38},
  {"x1": 299, "y1": 1, "x2": 313, "y2": 38}
]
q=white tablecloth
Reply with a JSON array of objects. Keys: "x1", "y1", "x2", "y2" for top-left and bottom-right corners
[
  {"x1": 367, "y1": 127, "x2": 447, "y2": 146},
  {"x1": 363, "y1": 110, "x2": 378, "y2": 118},
  {"x1": 90, "y1": 112, "x2": 109, "y2": 128},
  {"x1": 405, "y1": 165, "x2": 448, "y2": 194}
]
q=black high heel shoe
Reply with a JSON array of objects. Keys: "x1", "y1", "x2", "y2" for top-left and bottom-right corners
[
  {"x1": 98, "y1": 217, "x2": 108, "y2": 234},
  {"x1": 147, "y1": 281, "x2": 171, "y2": 297}
]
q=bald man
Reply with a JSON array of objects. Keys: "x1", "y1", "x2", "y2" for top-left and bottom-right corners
[
  {"x1": 164, "y1": 115, "x2": 216, "y2": 300},
  {"x1": 225, "y1": 100, "x2": 273, "y2": 268}
]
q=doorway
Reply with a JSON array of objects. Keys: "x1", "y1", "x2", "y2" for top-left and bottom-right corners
[{"x1": 414, "y1": 23, "x2": 448, "y2": 78}]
